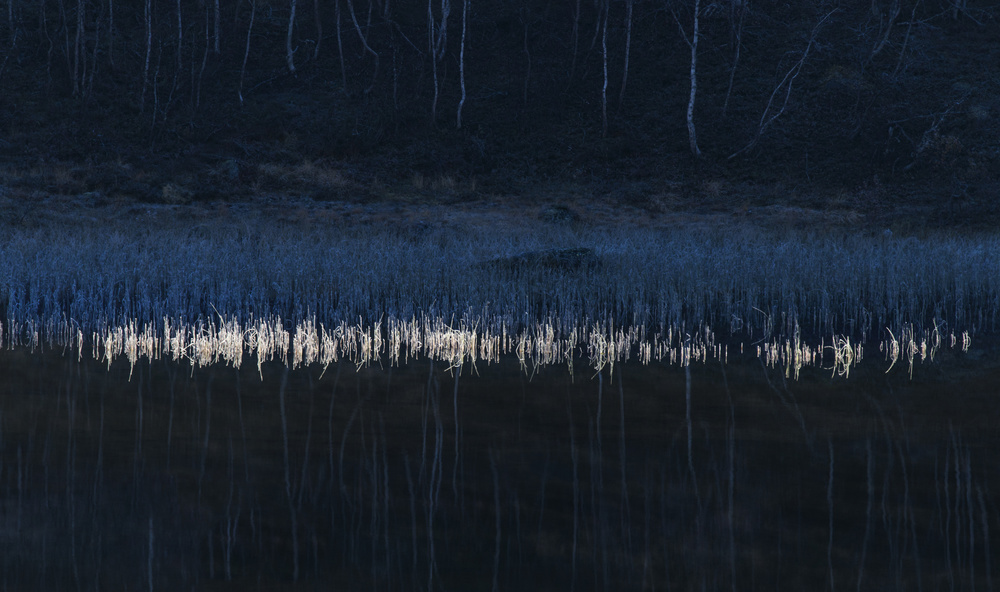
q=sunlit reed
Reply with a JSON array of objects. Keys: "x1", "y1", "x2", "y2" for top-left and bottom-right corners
[{"x1": 0, "y1": 220, "x2": 985, "y2": 376}]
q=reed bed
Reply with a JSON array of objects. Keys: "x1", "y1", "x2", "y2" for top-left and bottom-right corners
[{"x1": 0, "y1": 218, "x2": 988, "y2": 375}]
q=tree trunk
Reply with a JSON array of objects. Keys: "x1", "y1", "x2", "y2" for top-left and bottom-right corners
[
  {"x1": 108, "y1": 0, "x2": 115, "y2": 67},
  {"x1": 619, "y1": 0, "x2": 633, "y2": 108},
  {"x1": 722, "y1": 0, "x2": 745, "y2": 117},
  {"x1": 238, "y1": 0, "x2": 256, "y2": 105},
  {"x1": 456, "y1": 0, "x2": 468, "y2": 128},
  {"x1": 428, "y1": 0, "x2": 437, "y2": 121},
  {"x1": 345, "y1": 0, "x2": 379, "y2": 92},
  {"x1": 686, "y1": 0, "x2": 702, "y2": 157},
  {"x1": 601, "y1": 1, "x2": 608, "y2": 136},
  {"x1": 287, "y1": 0, "x2": 297, "y2": 72},
  {"x1": 72, "y1": 0, "x2": 82, "y2": 96},
  {"x1": 312, "y1": 0, "x2": 321, "y2": 60},
  {"x1": 569, "y1": 0, "x2": 580, "y2": 82},
  {"x1": 213, "y1": 0, "x2": 219, "y2": 53},
  {"x1": 141, "y1": 0, "x2": 151, "y2": 111},
  {"x1": 335, "y1": 0, "x2": 346, "y2": 89}
]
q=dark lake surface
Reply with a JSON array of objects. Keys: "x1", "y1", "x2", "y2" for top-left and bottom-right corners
[{"x1": 1, "y1": 351, "x2": 998, "y2": 590}]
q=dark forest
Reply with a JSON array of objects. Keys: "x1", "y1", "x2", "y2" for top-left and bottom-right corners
[{"x1": 1, "y1": 0, "x2": 997, "y2": 226}]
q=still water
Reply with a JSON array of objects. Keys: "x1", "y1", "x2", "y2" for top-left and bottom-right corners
[{"x1": 1, "y1": 351, "x2": 997, "y2": 591}]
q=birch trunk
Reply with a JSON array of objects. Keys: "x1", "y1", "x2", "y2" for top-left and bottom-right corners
[
  {"x1": 456, "y1": 0, "x2": 468, "y2": 128},
  {"x1": 687, "y1": 0, "x2": 702, "y2": 157},
  {"x1": 287, "y1": 0, "x2": 297, "y2": 72},
  {"x1": 601, "y1": 1, "x2": 608, "y2": 136}
]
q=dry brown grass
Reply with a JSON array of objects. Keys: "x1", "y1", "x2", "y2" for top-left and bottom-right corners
[{"x1": 258, "y1": 160, "x2": 350, "y2": 191}]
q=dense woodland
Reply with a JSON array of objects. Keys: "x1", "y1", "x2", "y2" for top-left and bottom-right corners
[{"x1": 0, "y1": 0, "x2": 997, "y2": 214}]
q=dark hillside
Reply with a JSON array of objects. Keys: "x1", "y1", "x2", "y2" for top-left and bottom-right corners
[{"x1": 0, "y1": 0, "x2": 997, "y2": 227}]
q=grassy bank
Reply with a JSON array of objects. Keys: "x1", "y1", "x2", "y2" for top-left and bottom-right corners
[{"x1": 0, "y1": 204, "x2": 989, "y2": 374}]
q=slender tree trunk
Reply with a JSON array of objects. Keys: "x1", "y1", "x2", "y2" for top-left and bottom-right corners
[
  {"x1": 456, "y1": 0, "x2": 467, "y2": 128},
  {"x1": 238, "y1": 0, "x2": 255, "y2": 105},
  {"x1": 196, "y1": 0, "x2": 208, "y2": 107},
  {"x1": 312, "y1": 0, "x2": 321, "y2": 59},
  {"x1": 141, "y1": 0, "x2": 151, "y2": 111},
  {"x1": 388, "y1": 30, "x2": 396, "y2": 108},
  {"x1": 521, "y1": 13, "x2": 529, "y2": 107},
  {"x1": 722, "y1": 0, "x2": 745, "y2": 117},
  {"x1": 213, "y1": 0, "x2": 219, "y2": 53},
  {"x1": 72, "y1": 0, "x2": 82, "y2": 96},
  {"x1": 175, "y1": 0, "x2": 182, "y2": 73},
  {"x1": 57, "y1": 0, "x2": 71, "y2": 81},
  {"x1": 569, "y1": 0, "x2": 580, "y2": 81},
  {"x1": 687, "y1": 0, "x2": 702, "y2": 157},
  {"x1": 108, "y1": 0, "x2": 114, "y2": 67},
  {"x1": 335, "y1": 0, "x2": 346, "y2": 89},
  {"x1": 40, "y1": 0, "x2": 55, "y2": 84},
  {"x1": 85, "y1": 7, "x2": 97, "y2": 96},
  {"x1": 728, "y1": 8, "x2": 835, "y2": 159},
  {"x1": 429, "y1": 0, "x2": 449, "y2": 122},
  {"x1": 287, "y1": 0, "x2": 297, "y2": 72},
  {"x1": 428, "y1": 0, "x2": 437, "y2": 121},
  {"x1": 165, "y1": 0, "x2": 181, "y2": 111},
  {"x1": 892, "y1": 0, "x2": 920, "y2": 78},
  {"x1": 600, "y1": 1, "x2": 608, "y2": 136},
  {"x1": 345, "y1": 0, "x2": 378, "y2": 92},
  {"x1": 619, "y1": 0, "x2": 633, "y2": 108}
]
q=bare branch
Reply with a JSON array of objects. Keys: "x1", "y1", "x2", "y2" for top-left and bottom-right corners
[
  {"x1": 345, "y1": 0, "x2": 380, "y2": 93},
  {"x1": 729, "y1": 8, "x2": 838, "y2": 160}
]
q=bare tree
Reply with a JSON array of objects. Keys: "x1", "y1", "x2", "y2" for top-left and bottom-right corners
[
  {"x1": 72, "y1": 0, "x2": 83, "y2": 96},
  {"x1": 428, "y1": 0, "x2": 450, "y2": 122},
  {"x1": 723, "y1": 0, "x2": 747, "y2": 117},
  {"x1": 312, "y1": 0, "x2": 321, "y2": 60},
  {"x1": 6, "y1": 0, "x2": 13, "y2": 45},
  {"x1": 212, "y1": 0, "x2": 222, "y2": 54},
  {"x1": 457, "y1": 0, "x2": 468, "y2": 128},
  {"x1": 335, "y1": 0, "x2": 346, "y2": 90},
  {"x1": 672, "y1": 0, "x2": 703, "y2": 157},
  {"x1": 601, "y1": 0, "x2": 608, "y2": 136},
  {"x1": 174, "y1": 0, "x2": 182, "y2": 77},
  {"x1": 196, "y1": 0, "x2": 209, "y2": 107},
  {"x1": 165, "y1": 0, "x2": 183, "y2": 111},
  {"x1": 569, "y1": 0, "x2": 581, "y2": 82},
  {"x1": 108, "y1": 0, "x2": 115, "y2": 67},
  {"x1": 729, "y1": 8, "x2": 837, "y2": 159},
  {"x1": 238, "y1": 0, "x2": 257, "y2": 105},
  {"x1": 141, "y1": 0, "x2": 152, "y2": 111},
  {"x1": 345, "y1": 0, "x2": 379, "y2": 92},
  {"x1": 521, "y1": 7, "x2": 530, "y2": 107},
  {"x1": 287, "y1": 0, "x2": 297, "y2": 72},
  {"x1": 687, "y1": 0, "x2": 701, "y2": 157},
  {"x1": 867, "y1": 0, "x2": 901, "y2": 64},
  {"x1": 892, "y1": 0, "x2": 921, "y2": 78},
  {"x1": 619, "y1": 0, "x2": 633, "y2": 108}
]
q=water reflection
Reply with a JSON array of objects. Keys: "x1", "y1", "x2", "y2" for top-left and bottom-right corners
[{"x1": 0, "y1": 352, "x2": 996, "y2": 590}]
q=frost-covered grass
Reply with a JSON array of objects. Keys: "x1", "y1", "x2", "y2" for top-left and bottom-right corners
[{"x1": 0, "y1": 217, "x2": 993, "y2": 373}]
